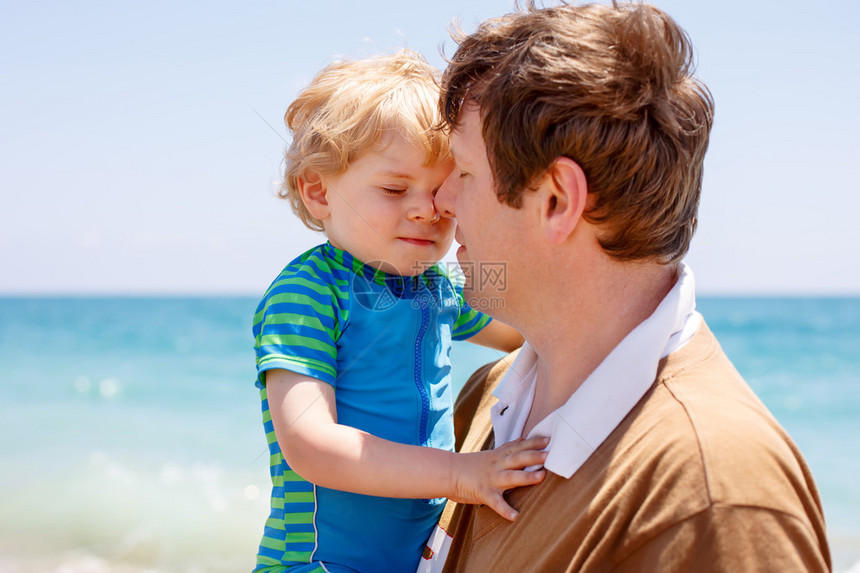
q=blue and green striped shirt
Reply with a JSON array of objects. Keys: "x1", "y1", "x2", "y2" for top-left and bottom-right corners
[{"x1": 252, "y1": 242, "x2": 490, "y2": 572}]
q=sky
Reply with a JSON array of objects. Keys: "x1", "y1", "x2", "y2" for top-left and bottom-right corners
[{"x1": 2, "y1": 0, "x2": 858, "y2": 296}]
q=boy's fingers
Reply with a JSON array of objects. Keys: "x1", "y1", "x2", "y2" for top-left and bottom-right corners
[
  {"x1": 501, "y1": 436, "x2": 550, "y2": 451},
  {"x1": 499, "y1": 437, "x2": 550, "y2": 461},
  {"x1": 503, "y1": 449, "x2": 548, "y2": 469},
  {"x1": 523, "y1": 435, "x2": 551, "y2": 449},
  {"x1": 502, "y1": 468, "x2": 546, "y2": 489},
  {"x1": 486, "y1": 494, "x2": 519, "y2": 521}
]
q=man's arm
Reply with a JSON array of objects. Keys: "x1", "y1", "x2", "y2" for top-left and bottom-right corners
[
  {"x1": 265, "y1": 368, "x2": 547, "y2": 520},
  {"x1": 611, "y1": 505, "x2": 831, "y2": 573}
]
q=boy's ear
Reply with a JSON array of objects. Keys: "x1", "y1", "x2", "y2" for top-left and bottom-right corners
[
  {"x1": 539, "y1": 156, "x2": 588, "y2": 244},
  {"x1": 297, "y1": 169, "x2": 330, "y2": 220}
]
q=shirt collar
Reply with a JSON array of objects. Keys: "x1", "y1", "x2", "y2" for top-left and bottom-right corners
[{"x1": 490, "y1": 263, "x2": 700, "y2": 479}]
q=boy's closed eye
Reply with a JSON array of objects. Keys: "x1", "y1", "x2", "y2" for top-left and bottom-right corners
[{"x1": 380, "y1": 186, "x2": 407, "y2": 196}]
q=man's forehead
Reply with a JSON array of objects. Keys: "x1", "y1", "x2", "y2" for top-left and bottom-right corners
[
  {"x1": 448, "y1": 131, "x2": 473, "y2": 164},
  {"x1": 449, "y1": 134, "x2": 463, "y2": 159},
  {"x1": 449, "y1": 107, "x2": 482, "y2": 158}
]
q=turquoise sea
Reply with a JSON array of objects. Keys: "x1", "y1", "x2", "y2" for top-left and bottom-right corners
[{"x1": 0, "y1": 296, "x2": 858, "y2": 572}]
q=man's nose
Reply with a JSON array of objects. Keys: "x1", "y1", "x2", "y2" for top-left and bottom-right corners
[{"x1": 434, "y1": 172, "x2": 458, "y2": 219}]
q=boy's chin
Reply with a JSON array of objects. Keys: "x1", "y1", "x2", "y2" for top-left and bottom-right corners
[
  {"x1": 367, "y1": 259, "x2": 426, "y2": 277},
  {"x1": 401, "y1": 260, "x2": 433, "y2": 276}
]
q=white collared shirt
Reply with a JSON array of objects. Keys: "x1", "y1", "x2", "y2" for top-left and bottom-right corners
[
  {"x1": 418, "y1": 264, "x2": 700, "y2": 572},
  {"x1": 491, "y1": 263, "x2": 700, "y2": 478}
]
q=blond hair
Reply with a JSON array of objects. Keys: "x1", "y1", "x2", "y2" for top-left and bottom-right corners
[
  {"x1": 442, "y1": 2, "x2": 714, "y2": 263},
  {"x1": 281, "y1": 49, "x2": 449, "y2": 231}
]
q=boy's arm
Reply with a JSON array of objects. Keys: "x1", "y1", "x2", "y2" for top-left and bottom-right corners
[
  {"x1": 266, "y1": 368, "x2": 547, "y2": 521},
  {"x1": 467, "y1": 320, "x2": 524, "y2": 352}
]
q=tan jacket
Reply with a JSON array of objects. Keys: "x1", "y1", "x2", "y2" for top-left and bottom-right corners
[{"x1": 439, "y1": 323, "x2": 831, "y2": 572}]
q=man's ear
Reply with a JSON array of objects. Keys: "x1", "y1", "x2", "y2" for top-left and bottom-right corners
[
  {"x1": 540, "y1": 156, "x2": 588, "y2": 244},
  {"x1": 297, "y1": 169, "x2": 330, "y2": 220}
]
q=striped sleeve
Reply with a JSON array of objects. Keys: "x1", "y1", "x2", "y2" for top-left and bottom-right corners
[
  {"x1": 253, "y1": 257, "x2": 348, "y2": 387},
  {"x1": 437, "y1": 263, "x2": 492, "y2": 341}
]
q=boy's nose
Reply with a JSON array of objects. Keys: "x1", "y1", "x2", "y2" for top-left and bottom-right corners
[{"x1": 408, "y1": 195, "x2": 441, "y2": 223}]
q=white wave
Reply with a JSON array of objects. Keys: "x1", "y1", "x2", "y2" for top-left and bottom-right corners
[{"x1": 0, "y1": 453, "x2": 270, "y2": 573}]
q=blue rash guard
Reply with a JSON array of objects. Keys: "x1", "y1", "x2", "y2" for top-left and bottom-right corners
[{"x1": 252, "y1": 242, "x2": 491, "y2": 573}]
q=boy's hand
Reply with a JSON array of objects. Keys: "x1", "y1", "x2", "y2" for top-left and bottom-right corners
[{"x1": 449, "y1": 436, "x2": 550, "y2": 521}]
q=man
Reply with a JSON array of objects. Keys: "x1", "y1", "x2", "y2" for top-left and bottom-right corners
[{"x1": 420, "y1": 2, "x2": 831, "y2": 571}]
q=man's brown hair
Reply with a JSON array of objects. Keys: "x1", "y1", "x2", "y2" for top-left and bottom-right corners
[{"x1": 441, "y1": 2, "x2": 714, "y2": 263}]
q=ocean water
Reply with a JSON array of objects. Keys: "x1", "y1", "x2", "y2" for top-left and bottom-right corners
[{"x1": 0, "y1": 296, "x2": 858, "y2": 572}]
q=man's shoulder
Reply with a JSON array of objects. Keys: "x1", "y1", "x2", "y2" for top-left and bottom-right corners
[
  {"x1": 643, "y1": 322, "x2": 819, "y2": 513},
  {"x1": 439, "y1": 324, "x2": 828, "y2": 571}
]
